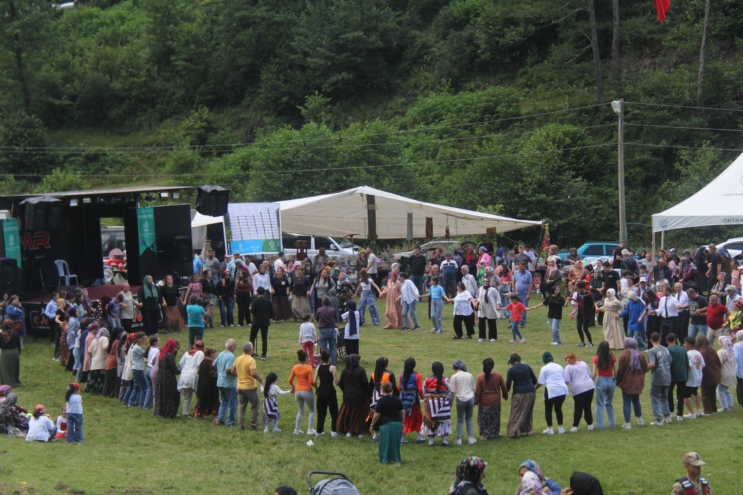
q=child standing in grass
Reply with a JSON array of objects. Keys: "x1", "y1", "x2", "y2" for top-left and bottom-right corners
[
  {"x1": 261, "y1": 372, "x2": 291, "y2": 433},
  {"x1": 299, "y1": 315, "x2": 317, "y2": 367},
  {"x1": 498, "y1": 295, "x2": 535, "y2": 343},
  {"x1": 65, "y1": 382, "x2": 83, "y2": 444}
]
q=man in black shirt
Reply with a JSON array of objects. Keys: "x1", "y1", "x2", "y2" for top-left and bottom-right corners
[
  {"x1": 705, "y1": 244, "x2": 723, "y2": 294},
  {"x1": 601, "y1": 263, "x2": 621, "y2": 295},
  {"x1": 513, "y1": 245, "x2": 531, "y2": 270},
  {"x1": 612, "y1": 240, "x2": 627, "y2": 269},
  {"x1": 621, "y1": 249, "x2": 639, "y2": 283},
  {"x1": 479, "y1": 237, "x2": 494, "y2": 255},
  {"x1": 652, "y1": 258, "x2": 673, "y2": 287},
  {"x1": 408, "y1": 245, "x2": 427, "y2": 292}
]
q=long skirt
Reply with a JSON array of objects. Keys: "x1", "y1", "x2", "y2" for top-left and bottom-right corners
[
  {"x1": 384, "y1": 298, "x2": 404, "y2": 329},
  {"x1": 477, "y1": 405, "x2": 502, "y2": 437},
  {"x1": 0, "y1": 348, "x2": 20, "y2": 388},
  {"x1": 378, "y1": 422, "x2": 403, "y2": 463},
  {"x1": 337, "y1": 401, "x2": 371, "y2": 436},
  {"x1": 162, "y1": 306, "x2": 184, "y2": 333},
  {"x1": 291, "y1": 295, "x2": 312, "y2": 321},
  {"x1": 59, "y1": 329, "x2": 71, "y2": 366},
  {"x1": 272, "y1": 295, "x2": 292, "y2": 321},
  {"x1": 403, "y1": 404, "x2": 423, "y2": 433},
  {"x1": 102, "y1": 369, "x2": 120, "y2": 398},
  {"x1": 420, "y1": 396, "x2": 452, "y2": 437},
  {"x1": 507, "y1": 392, "x2": 535, "y2": 436},
  {"x1": 85, "y1": 369, "x2": 105, "y2": 395}
]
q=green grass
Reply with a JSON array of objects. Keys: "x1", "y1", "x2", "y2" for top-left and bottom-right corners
[{"x1": 2, "y1": 298, "x2": 742, "y2": 495}]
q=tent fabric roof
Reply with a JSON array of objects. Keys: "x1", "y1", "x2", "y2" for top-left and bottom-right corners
[
  {"x1": 278, "y1": 186, "x2": 542, "y2": 239},
  {"x1": 652, "y1": 153, "x2": 743, "y2": 232},
  {"x1": 191, "y1": 211, "x2": 223, "y2": 227}
]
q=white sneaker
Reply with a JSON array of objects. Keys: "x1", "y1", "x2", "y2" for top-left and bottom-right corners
[
  {"x1": 621, "y1": 423, "x2": 632, "y2": 429},
  {"x1": 520, "y1": 338, "x2": 526, "y2": 343},
  {"x1": 293, "y1": 429, "x2": 303, "y2": 435},
  {"x1": 557, "y1": 427, "x2": 566, "y2": 434},
  {"x1": 273, "y1": 427, "x2": 281, "y2": 433},
  {"x1": 307, "y1": 429, "x2": 317, "y2": 435},
  {"x1": 543, "y1": 428, "x2": 554, "y2": 435},
  {"x1": 697, "y1": 412, "x2": 710, "y2": 417},
  {"x1": 570, "y1": 427, "x2": 578, "y2": 433},
  {"x1": 468, "y1": 437, "x2": 477, "y2": 445},
  {"x1": 587, "y1": 425, "x2": 595, "y2": 431},
  {"x1": 346, "y1": 432, "x2": 353, "y2": 438},
  {"x1": 263, "y1": 427, "x2": 269, "y2": 433},
  {"x1": 664, "y1": 416, "x2": 673, "y2": 424},
  {"x1": 551, "y1": 342, "x2": 560, "y2": 345},
  {"x1": 358, "y1": 435, "x2": 364, "y2": 439},
  {"x1": 683, "y1": 413, "x2": 697, "y2": 419},
  {"x1": 650, "y1": 421, "x2": 664, "y2": 426},
  {"x1": 372, "y1": 433, "x2": 378, "y2": 441},
  {"x1": 431, "y1": 328, "x2": 437, "y2": 333},
  {"x1": 331, "y1": 432, "x2": 340, "y2": 438},
  {"x1": 490, "y1": 339, "x2": 497, "y2": 342},
  {"x1": 637, "y1": 418, "x2": 645, "y2": 426},
  {"x1": 478, "y1": 339, "x2": 486, "y2": 343},
  {"x1": 454, "y1": 438, "x2": 462, "y2": 446},
  {"x1": 676, "y1": 415, "x2": 684, "y2": 421}
]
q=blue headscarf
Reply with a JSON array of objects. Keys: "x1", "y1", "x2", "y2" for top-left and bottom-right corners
[{"x1": 345, "y1": 300, "x2": 357, "y2": 336}]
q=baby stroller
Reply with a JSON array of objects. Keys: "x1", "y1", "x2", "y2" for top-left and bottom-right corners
[
  {"x1": 336, "y1": 328, "x2": 347, "y2": 361},
  {"x1": 307, "y1": 472, "x2": 360, "y2": 495}
]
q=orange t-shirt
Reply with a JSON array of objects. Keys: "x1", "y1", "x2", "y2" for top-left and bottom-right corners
[{"x1": 289, "y1": 364, "x2": 314, "y2": 391}]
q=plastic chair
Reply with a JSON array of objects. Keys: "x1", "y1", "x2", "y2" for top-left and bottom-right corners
[{"x1": 54, "y1": 260, "x2": 79, "y2": 286}]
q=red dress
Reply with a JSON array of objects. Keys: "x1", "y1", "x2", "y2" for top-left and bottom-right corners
[{"x1": 400, "y1": 372, "x2": 424, "y2": 433}]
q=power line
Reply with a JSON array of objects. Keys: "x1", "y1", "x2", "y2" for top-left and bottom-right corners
[
  {"x1": 0, "y1": 142, "x2": 615, "y2": 178},
  {"x1": 626, "y1": 123, "x2": 743, "y2": 132},
  {"x1": 627, "y1": 142, "x2": 743, "y2": 152},
  {"x1": 0, "y1": 103, "x2": 609, "y2": 153},
  {"x1": 624, "y1": 101, "x2": 743, "y2": 112}
]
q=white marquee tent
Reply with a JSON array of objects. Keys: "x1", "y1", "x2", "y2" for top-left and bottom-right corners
[
  {"x1": 652, "y1": 152, "x2": 743, "y2": 233},
  {"x1": 278, "y1": 186, "x2": 542, "y2": 239}
]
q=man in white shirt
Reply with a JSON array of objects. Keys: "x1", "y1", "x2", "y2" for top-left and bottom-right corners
[
  {"x1": 658, "y1": 286, "x2": 680, "y2": 346},
  {"x1": 44, "y1": 291, "x2": 59, "y2": 346},
  {"x1": 366, "y1": 246, "x2": 379, "y2": 294},
  {"x1": 674, "y1": 282, "x2": 691, "y2": 341},
  {"x1": 683, "y1": 336, "x2": 706, "y2": 418},
  {"x1": 398, "y1": 272, "x2": 422, "y2": 332},
  {"x1": 440, "y1": 254, "x2": 459, "y2": 299},
  {"x1": 273, "y1": 252, "x2": 286, "y2": 274}
]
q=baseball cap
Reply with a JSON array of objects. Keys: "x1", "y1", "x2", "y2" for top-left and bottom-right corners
[
  {"x1": 726, "y1": 285, "x2": 737, "y2": 292},
  {"x1": 682, "y1": 452, "x2": 706, "y2": 467},
  {"x1": 684, "y1": 250, "x2": 691, "y2": 255},
  {"x1": 640, "y1": 276, "x2": 648, "y2": 283}
]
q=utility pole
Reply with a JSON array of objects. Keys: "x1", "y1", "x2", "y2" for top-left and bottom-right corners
[{"x1": 611, "y1": 99, "x2": 626, "y2": 243}]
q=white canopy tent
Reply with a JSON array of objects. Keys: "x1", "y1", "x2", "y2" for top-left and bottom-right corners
[
  {"x1": 652, "y1": 152, "x2": 743, "y2": 233},
  {"x1": 278, "y1": 186, "x2": 542, "y2": 239},
  {"x1": 190, "y1": 211, "x2": 226, "y2": 250}
]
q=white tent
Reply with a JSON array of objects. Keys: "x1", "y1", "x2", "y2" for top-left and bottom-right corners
[
  {"x1": 652, "y1": 153, "x2": 743, "y2": 232},
  {"x1": 191, "y1": 211, "x2": 226, "y2": 250},
  {"x1": 278, "y1": 186, "x2": 542, "y2": 239}
]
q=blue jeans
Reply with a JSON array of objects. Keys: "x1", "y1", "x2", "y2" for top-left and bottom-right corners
[
  {"x1": 143, "y1": 366, "x2": 154, "y2": 410},
  {"x1": 594, "y1": 377, "x2": 616, "y2": 429},
  {"x1": 121, "y1": 380, "x2": 133, "y2": 404},
  {"x1": 517, "y1": 294, "x2": 528, "y2": 325},
  {"x1": 188, "y1": 326, "x2": 205, "y2": 350},
  {"x1": 358, "y1": 290, "x2": 380, "y2": 326},
  {"x1": 689, "y1": 323, "x2": 707, "y2": 338},
  {"x1": 402, "y1": 300, "x2": 419, "y2": 328},
  {"x1": 499, "y1": 286, "x2": 511, "y2": 318},
  {"x1": 622, "y1": 391, "x2": 642, "y2": 423},
  {"x1": 128, "y1": 369, "x2": 147, "y2": 407},
  {"x1": 650, "y1": 385, "x2": 670, "y2": 421},
  {"x1": 410, "y1": 275, "x2": 425, "y2": 294},
  {"x1": 510, "y1": 321, "x2": 523, "y2": 340},
  {"x1": 319, "y1": 328, "x2": 337, "y2": 366},
  {"x1": 548, "y1": 318, "x2": 562, "y2": 343},
  {"x1": 430, "y1": 298, "x2": 443, "y2": 331},
  {"x1": 630, "y1": 329, "x2": 647, "y2": 350},
  {"x1": 66, "y1": 413, "x2": 83, "y2": 443},
  {"x1": 219, "y1": 299, "x2": 235, "y2": 326},
  {"x1": 72, "y1": 347, "x2": 80, "y2": 371},
  {"x1": 218, "y1": 387, "x2": 238, "y2": 425}
]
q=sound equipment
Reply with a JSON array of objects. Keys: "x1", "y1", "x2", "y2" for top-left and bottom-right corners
[
  {"x1": 25, "y1": 202, "x2": 47, "y2": 230},
  {"x1": 47, "y1": 202, "x2": 62, "y2": 228},
  {"x1": 173, "y1": 236, "x2": 191, "y2": 262},
  {"x1": 195, "y1": 186, "x2": 230, "y2": 217},
  {"x1": 0, "y1": 258, "x2": 19, "y2": 293},
  {"x1": 22, "y1": 197, "x2": 63, "y2": 230}
]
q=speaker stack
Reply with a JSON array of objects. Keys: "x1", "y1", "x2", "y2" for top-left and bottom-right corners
[
  {"x1": 23, "y1": 197, "x2": 62, "y2": 230},
  {"x1": 195, "y1": 186, "x2": 230, "y2": 217},
  {"x1": 0, "y1": 257, "x2": 20, "y2": 296}
]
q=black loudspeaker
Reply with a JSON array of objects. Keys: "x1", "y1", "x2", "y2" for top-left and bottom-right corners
[
  {"x1": 47, "y1": 202, "x2": 62, "y2": 229},
  {"x1": 195, "y1": 185, "x2": 230, "y2": 217},
  {"x1": 25, "y1": 203, "x2": 48, "y2": 230},
  {"x1": 173, "y1": 236, "x2": 191, "y2": 262},
  {"x1": 0, "y1": 258, "x2": 19, "y2": 294}
]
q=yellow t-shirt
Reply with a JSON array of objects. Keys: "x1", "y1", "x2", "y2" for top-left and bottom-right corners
[{"x1": 235, "y1": 354, "x2": 257, "y2": 390}]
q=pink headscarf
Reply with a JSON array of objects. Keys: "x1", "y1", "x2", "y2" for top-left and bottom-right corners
[{"x1": 718, "y1": 336, "x2": 734, "y2": 363}]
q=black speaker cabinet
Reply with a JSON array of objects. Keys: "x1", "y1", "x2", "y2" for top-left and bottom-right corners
[
  {"x1": 47, "y1": 202, "x2": 62, "y2": 228},
  {"x1": 195, "y1": 185, "x2": 230, "y2": 217},
  {"x1": 0, "y1": 257, "x2": 20, "y2": 295},
  {"x1": 173, "y1": 236, "x2": 191, "y2": 262},
  {"x1": 24, "y1": 202, "x2": 48, "y2": 230}
]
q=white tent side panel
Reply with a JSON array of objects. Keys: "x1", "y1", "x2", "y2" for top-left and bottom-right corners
[
  {"x1": 652, "y1": 152, "x2": 743, "y2": 232},
  {"x1": 278, "y1": 186, "x2": 541, "y2": 239}
]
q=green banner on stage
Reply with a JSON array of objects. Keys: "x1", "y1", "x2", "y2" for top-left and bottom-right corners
[
  {"x1": 2, "y1": 219, "x2": 21, "y2": 268},
  {"x1": 137, "y1": 207, "x2": 157, "y2": 255}
]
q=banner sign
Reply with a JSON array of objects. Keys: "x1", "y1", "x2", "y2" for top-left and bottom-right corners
[
  {"x1": 2, "y1": 218, "x2": 21, "y2": 268},
  {"x1": 227, "y1": 203, "x2": 281, "y2": 254},
  {"x1": 137, "y1": 207, "x2": 157, "y2": 255}
]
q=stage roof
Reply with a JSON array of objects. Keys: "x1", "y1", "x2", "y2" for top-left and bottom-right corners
[{"x1": 0, "y1": 186, "x2": 192, "y2": 209}]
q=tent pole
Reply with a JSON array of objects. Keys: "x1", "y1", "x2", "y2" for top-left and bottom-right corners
[
  {"x1": 661, "y1": 230, "x2": 665, "y2": 251},
  {"x1": 652, "y1": 232, "x2": 656, "y2": 273}
]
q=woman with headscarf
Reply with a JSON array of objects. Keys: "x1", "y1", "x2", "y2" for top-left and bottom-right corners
[
  {"x1": 119, "y1": 332, "x2": 135, "y2": 402},
  {"x1": 0, "y1": 391, "x2": 27, "y2": 436},
  {"x1": 137, "y1": 275, "x2": 163, "y2": 336},
  {"x1": 563, "y1": 353, "x2": 595, "y2": 432},
  {"x1": 505, "y1": 353, "x2": 537, "y2": 438},
  {"x1": 380, "y1": 271, "x2": 404, "y2": 329},
  {"x1": 336, "y1": 354, "x2": 371, "y2": 437},
  {"x1": 103, "y1": 329, "x2": 121, "y2": 398},
  {"x1": 81, "y1": 323, "x2": 100, "y2": 385},
  {"x1": 86, "y1": 328, "x2": 109, "y2": 395},
  {"x1": 615, "y1": 337, "x2": 648, "y2": 429},
  {"x1": 717, "y1": 335, "x2": 736, "y2": 411},
  {"x1": 475, "y1": 357, "x2": 507, "y2": 440},
  {"x1": 567, "y1": 261, "x2": 587, "y2": 295},
  {"x1": 154, "y1": 338, "x2": 181, "y2": 418},
  {"x1": 598, "y1": 289, "x2": 624, "y2": 350},
  {"x1": 313, "y1": 268, "x2": 337, "y2": 320},
  {"x1": 567, "y1": 472, "x2": 604, "y2": 495},
  {"x1": 540, "y1": 257, "x2": 562, "y2": 300},
  {"x1": 194, "y1": 347, "x2": 220, "y2": 418},
  {"x1": 618, "y1": 291, "x2": 647, "y2": 351},
  {"x1": 178, "y1": 340, "x2": 204, "y2": 418},
  {"x1": 420, "y1": 361, "x2": 452, "y2": 446},
  {"x1": 679, "y1": 257, "x2": 696, "y2": 291},
  {"x1": 0, "y1": 320, "x2": 22, "y2": 387},
  {"x1": 270, "y1": 267, "x2": 292, "y2": 322},
  {"x1": 448, "y1": 457, "x2": 489, "y2": 495},
  {"x1": 399, "y1": 357, "x2": 424, "y2": 443},
  {"x1": 515, "y1": 471, "x2": 544, "y2": 495},
  {"x1": 160, "y1": 275, "x2": 184, "y2": 333},
  {"x1": 695, "y1": 335, "x2": 721, "y2": 414},
  {"x1": 517, "y1": 460, "x2": 562, "y2": 495},
  {"x1": 341, "y1": 300, "x2": 360, "y2": 357},
  {"x1": 289, "y1": 267, "x2": 312, "y2": 322},
  {"x1": 450, "y1": 360, "x2": 476, "y2": 446},
  {"x1": 5, "y1": 296, "x2": 25, "y2": 349}
]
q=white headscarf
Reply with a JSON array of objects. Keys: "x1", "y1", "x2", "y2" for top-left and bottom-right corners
[{"x1": 606, "y1": 288, "x2": 616, "y2": 300}]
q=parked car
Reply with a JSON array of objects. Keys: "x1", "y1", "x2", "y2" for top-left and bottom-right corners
[
  {"x1": 391, "y1": 238, "x2": 475, "y2": 260},
  {"x1": 717, "y1": 238, "x2": 743, "y2": 258},
  {"x1": 558, "y1": 241, "x2": 620, "y2": 261},
  {"x1": 281, "y1": 233, "x2": 357, "y2": 262}
]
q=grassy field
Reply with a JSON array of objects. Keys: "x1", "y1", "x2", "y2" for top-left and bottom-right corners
[{"x1": 2, "y1": 298, "x2": 741, "y2": 495}]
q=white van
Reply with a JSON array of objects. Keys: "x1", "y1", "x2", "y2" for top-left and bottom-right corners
[{"x1": 281, "y1": 233, "x2": 357, "y2": 262}]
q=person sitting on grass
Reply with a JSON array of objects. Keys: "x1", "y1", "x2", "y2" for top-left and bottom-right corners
[
  {"x1": 448, "y1": 457, "x2": 489, "y2": 495},
  {"x1": 25, "y1": 404, "x2": 57, "y2": 443},
  {"x1": 517, "y1": 460, "x2": 562, "y2": 495}
]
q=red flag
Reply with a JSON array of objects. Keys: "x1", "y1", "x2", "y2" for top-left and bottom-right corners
[{"x1": 654, "y1": 0, "x2": 670, "y2": 22}]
